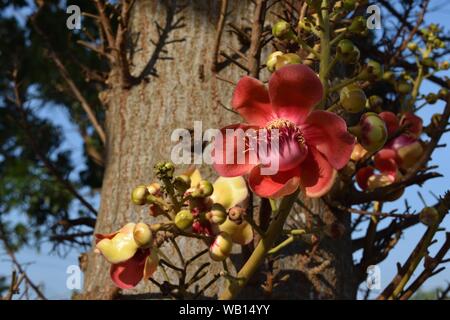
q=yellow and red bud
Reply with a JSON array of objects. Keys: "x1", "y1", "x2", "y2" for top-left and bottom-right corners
[
  {"x1": 358, "y1": 112, "x2": 388, "y2": 152},
  {"x1": 206, "y1": 203, "x2": 227, "y2": 225},
  {"x1": 209, "y1": 232, "x2": 233, "y2": 261},
  {"x1": 266, "y1": 51, "x2": 284, "y2": 72},
  {"x1": 131, "y1": 185, "x2": 149, "y2": 205},
  {"x1": 133, "y1": 222, "x2": 153, "y2": 248}
]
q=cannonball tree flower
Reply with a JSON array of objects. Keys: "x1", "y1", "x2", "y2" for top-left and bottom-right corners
[
  {"x1": 377, "y1": 111, "x2": 424, "y2": 170},
  {"x1": 213, "y1": 64, "x2": 355, "y2": 198},
  {"x1": 95, "y1": 222, "x2": 159, "y2": 289},
  {"x1": 356, "y1": 148, "x2": 399, "y2": 191}
]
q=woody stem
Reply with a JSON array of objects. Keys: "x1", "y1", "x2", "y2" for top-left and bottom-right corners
[{"x1": 219, "y1": 189, "x2": 299, "y2": 300}]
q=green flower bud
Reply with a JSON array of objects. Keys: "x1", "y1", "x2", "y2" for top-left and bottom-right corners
[
  {"x1": 433, "y1": 39, "x2": 444, "y2": 49},
  {"x1": 173, "y1": 175, "x2": 191, "y2": 193},
  {"x1": 131, "y1": 185, "x2": 149, "y2": 205},
  {"x1": 348, "y1": 16, "x2": 367, "y2": 35},
  {"x1": 206, "y1": 203, "x2": 227, "y2": 225},
  {"x1": 425, "y1": 93, "x2": 438, "y2": 104},
  {"x1": 359, "y1": 60, "x2": 383, "y2": 81},
  {"x1": 190, "y1": 180, "x2": 214, "y2": 198},
  {"x1": 209, "y1": 232, "x2": 233, "y2": 261},
  {"x1": 422, "y1": 57, "x2": 438, "y2": 69},
  {"x1": 266, "y1": 51, "x2": 284, "y2": 72},
  {"x1": 438, "y1": 88, "x2": 448, "y2": 99},
  {"x1": 272, "y1": 20, "x2": 293, "y2": 40},
  {"x1": 407, "y1": 42, "x2": 418, "y2": 51},
  {"x1": 275, "y1": 53, "x2": 301, "y2": 70},
  {"x1": 340, "y1": 85, "x2": 367, "y2": 113},
  {"x1": 396, "y1": 81, "x2": 412, "y2": 95},
  {"x1": 419, "y1": 207, "x2": 439, "y2": 226},
  {"x1": 343, "y1": 0, "x2": 357, "y2": 11},
  {"x1": 336, "y1": 39, "x2": 360, "y2": 63},
  {"x1": 175, "y1": 210, "x2": 194, "y2": 230},
  {"x1": 297, "y1": 17, "x2": 312, "y2": 32},
  {"x1": 440, "y1": 61, "x2": 449, "y2": 70},
  {"x1": 154, "y1": 161, "x2": 175, "y2": 178},
  {"x1": 429, "y1": 23, "x2": 439, "y2": 33},
  {"x1": 382, "y1": 70, "x2": 395, "y2": 83},
  {"x1": 366, "y1": 95, "x2": 383, "y2": 111}
]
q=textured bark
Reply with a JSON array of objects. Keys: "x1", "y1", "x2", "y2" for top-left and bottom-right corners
[{"x1": 82, "y1": 0, "x2": 356, "y2": 300}]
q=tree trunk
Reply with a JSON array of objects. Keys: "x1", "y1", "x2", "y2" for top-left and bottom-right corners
[{"x1": 82, "y1": 0, "x2": 356, "y2": 300}]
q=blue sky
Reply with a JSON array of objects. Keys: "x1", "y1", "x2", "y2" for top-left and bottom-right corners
[{"x1": 0, "y1": 2, "x2": 449, "y2": 299}]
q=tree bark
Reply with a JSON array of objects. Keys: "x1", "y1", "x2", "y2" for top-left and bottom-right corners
[{"x1": 82, "y1": 0, "x2": 356, "y2": 300}]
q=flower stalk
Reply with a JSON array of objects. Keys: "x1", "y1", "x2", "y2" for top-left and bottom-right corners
[{"x1": 219, "y1": 189, "x2": 299, "y2": 300}]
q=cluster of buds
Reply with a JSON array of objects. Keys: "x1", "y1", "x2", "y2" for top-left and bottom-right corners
[
  {"x1": 420, "y1": 24, "x2": 446, "y2": 51},
  {"x1": 355, "y1": 111, "x2": 424, "y2": 198},
  {"x1": 172, "y1": 170, "x2": 253, "y2": 261},
  {"x1": 96, "y1": 162, "x2": 255, "y2": 289},
  {"x1": 267, "y1": 20, "x2": 303, "y2": 73},
  {"x1": 131, "y1": 182, "x2": 164, "y2": 216}
]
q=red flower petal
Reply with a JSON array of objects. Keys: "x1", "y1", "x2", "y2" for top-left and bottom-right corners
[
  {"x1": 248, "y1": 166, "x2": 300, "y2": 198},
  {"x1": 379, "y1": 111, "x2": 399, "y2": 136},
  {"x1": 268, "y1": 64, "x2": 323, "y2": 124},
  {"x1": 110, "y1": 249, "x2": 149, "y2": 289},
  {"x1": 232, "y1": 76, "x2": 275, "y2": 126},
  {"x1": 299, "y1": 147, "x2": 337, "y2": 198},
  {"x1": 212, "y1": 124, "x2": 258, "y2": 177},
  {"x1": 399, "y1": 112, "x2": 423, "y2": 138},
  {"x1": 356, "y1": 166, "x2": 374, "y2": 191},
  {"x1": 374, "y1": 149, "x2": 398, "y2": 178},
  {"x1": 302, "y1": 110, "x2": 355, "y2": 170}
]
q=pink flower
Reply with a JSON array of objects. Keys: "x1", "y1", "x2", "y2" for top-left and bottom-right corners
[
  {"x1": 356, "y1": 149, "x2": 398, "y2": 191},
  {"x1": 213, "y1": 64, "x2": 355, "y2": 198}
]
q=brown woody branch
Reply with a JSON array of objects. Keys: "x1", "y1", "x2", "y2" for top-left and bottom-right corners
[
  {"x1": 0, "y1": 227, "x2": 47, "y2": 300},
  {"x1": 399, "y1": 232, "x2": 450, "y2": 300},
  {"x1": 30, "y1": 10, "x2": 107, "y2": 144},
  {"x1": 377, "y1": 191, "x2": 450, "y2": 300},
  {"x1": 9, "y1": 74, "x2": 98, "y2": 217},
  {"x1": 211, "y1": 0, "x2": 229, "y2": 73},
  {"x1": 247, "y1": 0, "x2": 267, "y2": 77}
]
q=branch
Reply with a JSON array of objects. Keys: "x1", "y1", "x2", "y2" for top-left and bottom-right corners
[
  {"x1": 9, "y1": 74, "x2": 98, "y2": 217},
  {"x1": 399, "y1": 232, "x2": 450, "y2": 300},
  {"x1": 30, "y1": 11, "x2": 106, "y2": 144},
  {"x1": 211, "y1": 0, "x2": 228, "y2": 73},
  {"x1": 247, "y1": 0, "x2": 267, "y2": 77},
  {"x1": 0, "y1": 228, "x2": 47, "y2": 300},
  {"x1": 377, "y1": 191, "x2": 450, "y2": 300}
]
